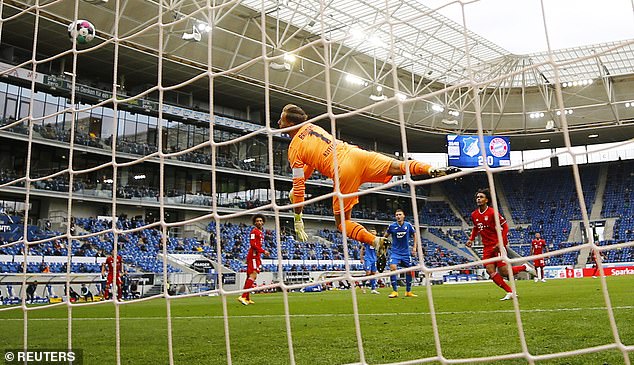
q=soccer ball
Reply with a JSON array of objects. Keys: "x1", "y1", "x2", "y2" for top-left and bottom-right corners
[{"x1": 68, "y1": 20, "x2": 95, "y2": 44}]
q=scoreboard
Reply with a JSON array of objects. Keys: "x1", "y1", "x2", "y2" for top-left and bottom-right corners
[{"x1": 447, "y1": 135, "x2": 511, "y2": 168}]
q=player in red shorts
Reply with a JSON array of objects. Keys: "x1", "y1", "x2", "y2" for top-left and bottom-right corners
[
  {"x1": 101, "y1": 252, "x2": 123, "y2": 300},
  {"x1": 590, "y1": 249, "x2": 606, "y2": 278},
  {"x1": 466, "y1": 189, "x2": 533, "y2": 301},
  {"x1": 238, "y1": 214, "x2": 269, "y2": 306},
  {"x1": 530, "y1": 233, "x2": 548, "y2": 282}
]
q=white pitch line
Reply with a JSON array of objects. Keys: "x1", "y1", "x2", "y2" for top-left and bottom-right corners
[{"x1": 0, "y1": 306, "x2": 632, "y2": 321}]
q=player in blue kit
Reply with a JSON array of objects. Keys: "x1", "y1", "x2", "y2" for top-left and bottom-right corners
[
  {"x1": 359, "y1": 229, "x2": 380, "y2": 294},
  {"x1": 384, "y1": 209, "x2": 418, "y2": 298}
]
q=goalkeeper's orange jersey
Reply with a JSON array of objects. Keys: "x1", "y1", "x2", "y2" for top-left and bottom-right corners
[{"x1": 288, "y1": 123, "x2": 355, "y2": 203}]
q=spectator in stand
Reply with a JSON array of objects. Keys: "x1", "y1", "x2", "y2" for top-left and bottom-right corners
[
  {"x1": 26, "y1": 281, "x2": 37, "y2": 302},
  {"x1": 80, "y1": 284, "x2": 93, "y2": 302},
  {"x1": 65, "y1": 285, "x2": 80, "y2": 302},
  {"x1": 466, "y1": 189, "x2": 533, "y2": 301},
  {"x1": 69, "y1": 217, "x2": 76, "y2": 236},
  {"x1": 238, "y1": 214, "x2": 269, "y2": 306},
  {"x1": 530, "y1": 233, "x2": 547, "y2": 282}
]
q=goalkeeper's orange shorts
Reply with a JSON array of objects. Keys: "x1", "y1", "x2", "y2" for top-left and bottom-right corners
[{"x1": 332, "y1": 148, "x2": 393, "y2": 215}]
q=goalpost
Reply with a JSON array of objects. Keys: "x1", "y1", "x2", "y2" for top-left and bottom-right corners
[{"x1": 0, "y1": 0, "x2": 633, "y2": 364}]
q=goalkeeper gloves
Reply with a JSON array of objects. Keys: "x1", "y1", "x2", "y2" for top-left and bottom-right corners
[
  {"x1": 294, "y1": 213, "x2": 309, "y2": 242},
  {"x1": 429, "y1": 166, "x2": 461, "y2": 178}
]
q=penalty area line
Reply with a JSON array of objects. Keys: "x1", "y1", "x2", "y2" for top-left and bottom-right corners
[{"x1": 0, "y1": 305, "x2": 632, "y2": 321}]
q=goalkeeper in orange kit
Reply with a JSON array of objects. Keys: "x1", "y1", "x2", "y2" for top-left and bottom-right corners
[{"x1": 278, "y1": 104, "x2": 459, "y2": 249}]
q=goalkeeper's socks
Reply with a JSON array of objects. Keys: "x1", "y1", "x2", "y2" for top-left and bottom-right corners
[
  {"x1": 399, "y1": 160, "x2": 431, "y2": 176},
  {"x1": 490, "y1": 272, "x2": 512, "y2": 293},
  {"x1": 405, "y1": 273, "x2": 412, "y2": 292},
  {"x1": 339, "y1": 220, "x2": 374, "y2": 244},
  {"x1": 391, "y1": 275, "x2": 398, "y2": 291}
]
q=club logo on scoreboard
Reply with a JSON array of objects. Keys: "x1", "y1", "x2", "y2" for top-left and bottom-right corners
[
  {"x1": 488, "y1": 137, "x2": 509, "y2": 158},
  {"x1": 462, "y1": 136, "x2": 480, "y2": 157}
]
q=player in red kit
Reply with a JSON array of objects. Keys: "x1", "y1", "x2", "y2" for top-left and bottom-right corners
[
  {"x1": 530, "y1": 233, "x2": 548, "y2": 282},
  {"x1": 590, "y1": 249, "x2": 607, "y2": 278},
  {"x1": 466, "y1": 189, "x2": 533, "y2": 301},
  {"x1": 238, "y1": 214, "x2": 269, "y2": 306},
  {"x1": 102, "y1": 252, "x2": 123, "y2": 300}
]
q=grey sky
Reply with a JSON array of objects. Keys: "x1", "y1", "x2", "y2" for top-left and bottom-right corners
[{"x1": 424, "y1": 0, "x2": 634, "y2": 54}]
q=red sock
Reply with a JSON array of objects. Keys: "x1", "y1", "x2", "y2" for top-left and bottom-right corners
[
  {"x1": 338, "y1": 221, "x2": 375, "y2": 245},
  {"x1": 242, "y1": 278, "x2": 254, "y2": 299},
  {"x1": 490, "y1": 272, "x2": 512, "y2": 293},
  {"x1": 399, "y1": 160, "x2": 431, "y2": 176},
  {"x1": 512, "y1": 265, "x2": 526, "y2": 275}
]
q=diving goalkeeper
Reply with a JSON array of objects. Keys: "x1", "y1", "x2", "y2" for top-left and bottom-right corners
[{"x1": 278, "y1": 104, "x2": 459, "y2": 249}]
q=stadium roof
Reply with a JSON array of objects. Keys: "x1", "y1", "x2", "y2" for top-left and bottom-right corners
[
  {"x1": 240, "y1": 0, "x2": 634, "y2": 88},
  {"x1": 3, "y1": 0, "x2": 634, "y2": 150}
]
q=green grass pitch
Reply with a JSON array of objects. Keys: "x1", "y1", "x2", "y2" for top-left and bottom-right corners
[{"x1": 1, "y1": 276, "x2": 632, "y2": 364}]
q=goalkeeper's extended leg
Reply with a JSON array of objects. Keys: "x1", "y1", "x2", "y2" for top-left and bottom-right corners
[
  {"x1": 337, "y1": 218, "x2": 390, "y2": 252},
  {"x1": 337, "y1": 220, "x2": 374, "y2": 244},
  {"x1": 387, "y1": 160, "x2": 461, "y2": 178}
]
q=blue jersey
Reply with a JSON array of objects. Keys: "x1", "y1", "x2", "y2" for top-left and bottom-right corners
[
  {"x1": 362, "y1": 243, "x2": 377, "y2": 262},
  {"x1": 386, "y1": 221, "x2": 416, "y2": 257}
]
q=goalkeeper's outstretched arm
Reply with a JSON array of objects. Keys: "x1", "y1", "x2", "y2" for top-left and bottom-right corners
[{"x1": 289, "y1": 188, "x2": 309, "y2": 242}]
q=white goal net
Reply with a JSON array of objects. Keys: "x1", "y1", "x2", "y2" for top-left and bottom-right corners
[{"x1": 0, "y1": 0, "x2": 633, "y2": 364}]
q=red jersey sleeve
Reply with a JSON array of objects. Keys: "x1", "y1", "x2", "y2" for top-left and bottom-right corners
[
  {"x1": 500, "y1": 217, "x2": 509, "y2": 245},
  {"x1": 469, "y1": 226, "x2": 477, "y2": 241},
  {"x1": 469, "y1": 211, "x2": 478, "y2": 241}
]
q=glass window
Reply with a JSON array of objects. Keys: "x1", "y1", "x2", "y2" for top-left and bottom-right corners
[
  {"x1": 33, "y1": 91, "x2": 46, "y2": 102},
  {"x1": 45, "y1": 94, "x2": 61, "y2": 105},
  {"x1": 76, "y1": 107, "x2": 92, "y2": 135},
  {"x1": 18, "y1": 100, "x2": 30, "y2": 119},
  {"x1": 136, "y1": 122, "x2": 148, "y2": 143},
  {"x1": 0, "y1": 93, "x2": 6, "y2": 120},
  {"x1": 116, "y1": 111, "x2": 126, "y2": 138},
  {"x1": 5, "y1": 97, "x2": 17, "y2": 119},
  {"x1": 179, "y1": 123, "x2": 190, "y2": 148},
  {"x1": 125, "y1": 118, "x2": 136, "y2": 140},
  {"x1": 166, "y1": 121, "x2": 179, "y2": 150},
  {"x1": 32, "y1": 100, "x2": 45, "y2": 124},
  {"x1": 43, "y1": 102, "x2": 61, "y2": 125},
  {"x1": 7, "y1": 84, "x2": 19, "y2": 96},
  {"x1": 101, "y1": 107, "x2": 115, "y2": 138},
  {"x1": 193, "y1": 126, "x2": 205, "y2": 147}
]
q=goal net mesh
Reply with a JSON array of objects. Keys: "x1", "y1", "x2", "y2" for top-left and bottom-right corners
[{"x1": 0, "y1": 0, "x2": 632, "y2": 364}]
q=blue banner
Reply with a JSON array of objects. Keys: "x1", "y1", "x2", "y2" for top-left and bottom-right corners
[{"x1": 447, "y1": 135, "x2": 511, "y2": 168}]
